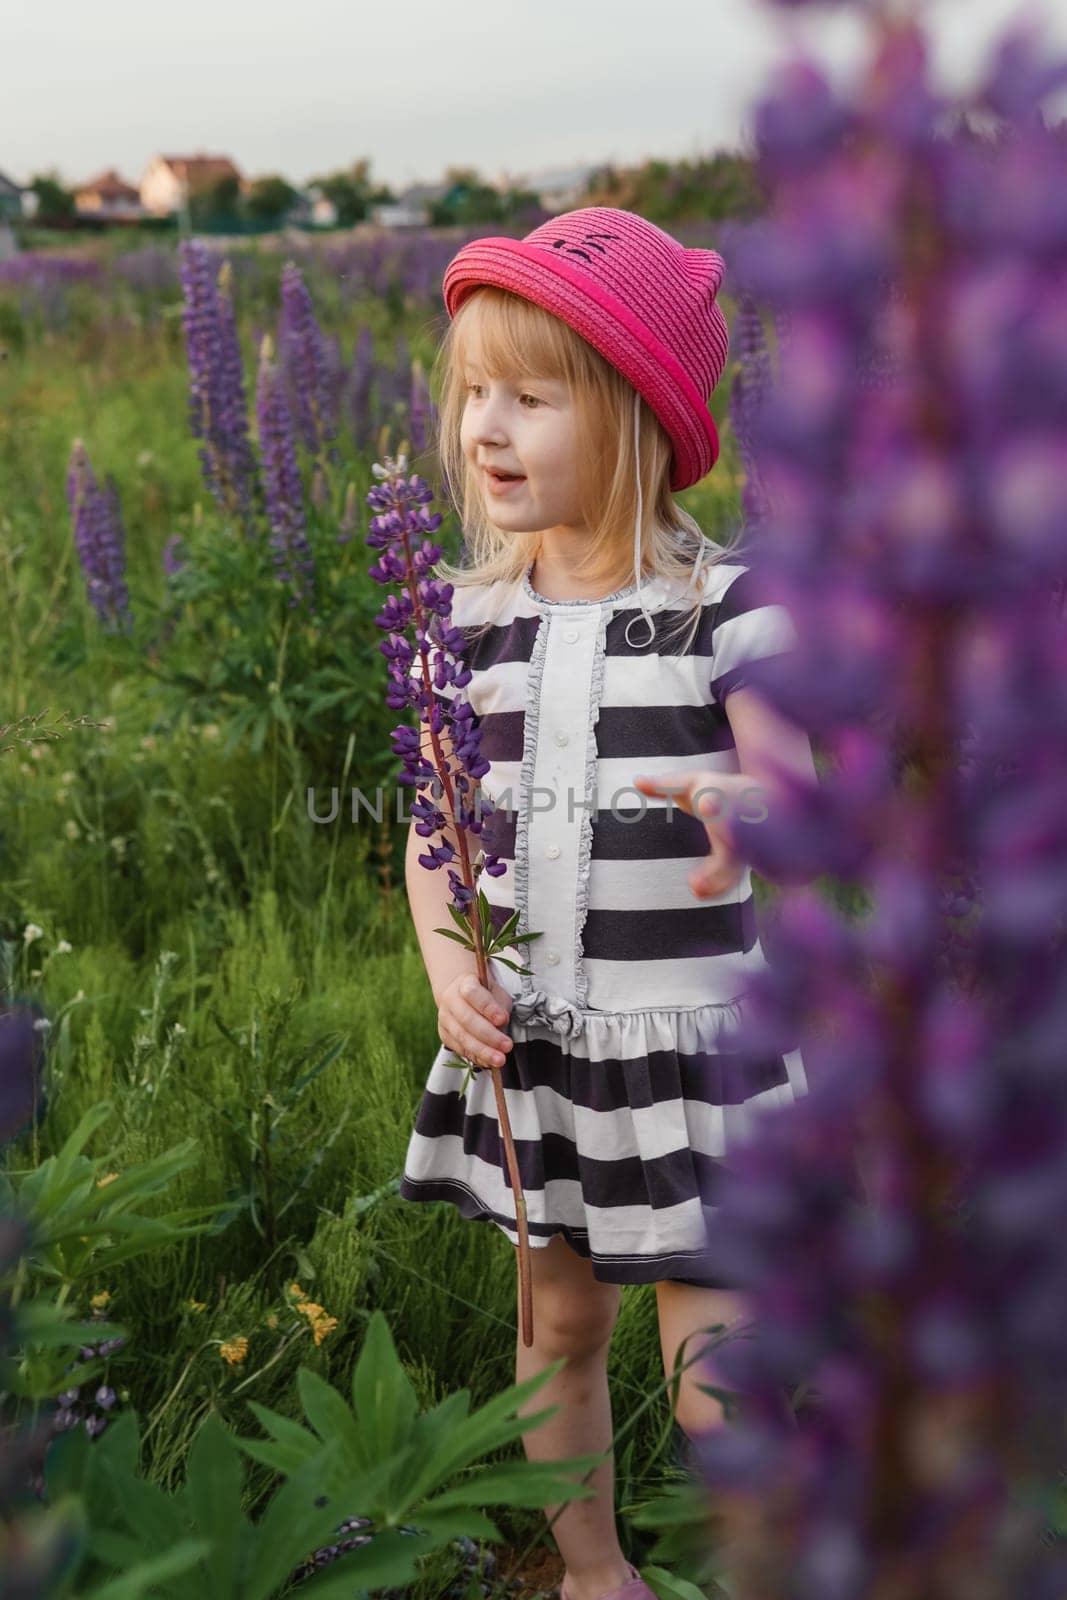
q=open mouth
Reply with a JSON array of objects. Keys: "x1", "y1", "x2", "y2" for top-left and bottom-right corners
[{"x1": 486, "y1": 469, "x2": 525, "y2": 483}]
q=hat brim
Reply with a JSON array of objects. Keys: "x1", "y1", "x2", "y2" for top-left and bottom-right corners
[{"x1": 443, "y1": 238, "x2": 720, "y2": 492}]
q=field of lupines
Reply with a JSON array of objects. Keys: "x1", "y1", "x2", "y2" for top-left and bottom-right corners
[{"x1": 3, "y1": 0, "x2": 1067, "y2": 1596}]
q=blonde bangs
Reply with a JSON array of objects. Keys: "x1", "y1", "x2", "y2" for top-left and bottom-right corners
[{"x1": 426, "y1": 283, "x2": 742, "y2": 651}]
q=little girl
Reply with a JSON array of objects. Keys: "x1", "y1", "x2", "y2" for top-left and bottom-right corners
[{"x1": 401, "y1": 207, "x2": 816, "y2": 1600}]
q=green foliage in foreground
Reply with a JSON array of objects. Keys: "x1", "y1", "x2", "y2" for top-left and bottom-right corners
[{"x1": 35, "y1": 1310, "x2": 597, "y2": 1600}]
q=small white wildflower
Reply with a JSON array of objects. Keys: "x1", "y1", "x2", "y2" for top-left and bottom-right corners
[
  {"x1": 140, "y1": 735, "x2": 157, "y2": 752},
  {"x1": 110, "y1": 836, "x2": 127, "y2": 857},
  {"x1": 137, "y1": 449, "x2": 154, "y2": 467},
  {"x1": 201, "y1": 723, "x2": 220, "y2": 741},
  {"x1": 61, "y1": 771, "x2": 76, "y2": 784},
  {"x1": 172, "y1": 1022, "x2": 187, "y2": 1037},
  {"x1": 64, "y1": 820, "x2": 81, "y2": 841},
  {"x1": 33, "y1": 1017, "x2": 52, "y2": 1033},
  {"x1": 55, "y1": 940, "x2": 73, "y2": 955},
  {"x1": 30, "y1": 744, "x2": 48, "y2": 762},
  {"x1": 19, "y1": 762, "x2": 33, "y2": 777},
  {"x1": 205, "y1": 867, "x2": 220, "y2": 885},
  {"x1": 23, "y1": 924, "x2": 44, "y2": 946}
]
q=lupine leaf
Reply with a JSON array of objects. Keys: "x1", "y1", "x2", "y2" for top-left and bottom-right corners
[{"x1": 183, "y1": 1412, "x2": 246, "y2": 1600}]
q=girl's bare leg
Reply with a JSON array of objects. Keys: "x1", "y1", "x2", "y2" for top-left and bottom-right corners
[
  {"x1": 654, "y1": 1282, "x2": 752, "y2": 1438},
  {"x1": 514, "y1": 1235, "x2": 634, "y2": 1600}
]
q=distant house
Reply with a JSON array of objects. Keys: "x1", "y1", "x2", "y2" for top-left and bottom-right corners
[
  {"x1": 308, "y1": 186, "x2": 338, "y2": 227},
  {"x1": 0, "y1": 168, "x2": 24, "y2": 220},
  {"x1": 369, "y1": 183, "x2": 448, "y2": 229},
  {"x1": 74, "y1": 169, "x2": 145, "y2": 221},
  {"x1": 140, "y1": 153, "x2": 245, "y2": 217},
  {"x1": 285, "y1": 184, "x2": 339, "y2": 228},
  {"x1": 523, "y1": 163, "x2": 599, "y2": 213}
]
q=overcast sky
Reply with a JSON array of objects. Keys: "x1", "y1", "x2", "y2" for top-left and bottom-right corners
[{"x1": 4, "y1": 0, "x2": 1064, "y2": 191}]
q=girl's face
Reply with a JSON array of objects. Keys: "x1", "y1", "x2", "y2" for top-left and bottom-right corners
[{"x1": 460, "y1": 362, "x2": 585, "y2": 536}]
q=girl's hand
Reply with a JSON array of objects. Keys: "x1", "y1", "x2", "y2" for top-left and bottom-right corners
[
  {"x1": 437, "y1": 971, "x2": 514, "y2": 1071},
  {"x1": 633, "y1": 769, "x2": 752, "y2": 900}
]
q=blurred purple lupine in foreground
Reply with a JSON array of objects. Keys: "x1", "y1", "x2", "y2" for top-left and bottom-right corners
[
  {"x1": 256, "y1": 335, "x2": 316, "y2": 612},
  {"x1": 690, "y1": 9, "x2": 1067, "y2": 1597},
  {"x1": 366, "y1": 454, "x2": 535, "y2": 1344},
  {"x1": 0, "y1": 1003, "x2": 46, "y2": 1145},
  {"x1": 178, "y1": 240, "x2": 259, "y2": 525},
  {"x1": 65, "y1": 440, "x2": 133, "y2": 633},
  {"x1": 277, "y1": 260, "x2": 340, "y2": 461}
]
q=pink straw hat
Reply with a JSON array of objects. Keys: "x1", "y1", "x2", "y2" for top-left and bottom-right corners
[{"x1": 441, "y1": 205, "x2": 730, "y2": 492}]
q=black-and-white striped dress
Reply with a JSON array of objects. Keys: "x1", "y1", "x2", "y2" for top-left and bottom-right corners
[{"x1": 400, "y1": 550, "x2": 809, "y2": 1285}]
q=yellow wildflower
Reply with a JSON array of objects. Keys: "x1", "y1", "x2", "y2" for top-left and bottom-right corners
[
  {"x1": 295, "y1": 1299, "x2": 338, "y2": 1346},
  {"x1": 265, "y1": 1313, "x2": 279, "y2": 1329},
  {"x1": 90, "y1": 1290, "x2": 111, "y2": 1309},
  {"x1": 96, "y1": 1172, "x2": 119, "y2": 1188},
  {"x1": 187, "y1": 1299, "x2": 207, "y2": 1314},
  {"x1": 220, "y1": 1336, "x2": 249, "y2": 1367}
]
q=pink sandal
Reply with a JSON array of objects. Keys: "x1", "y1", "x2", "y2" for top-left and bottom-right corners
[{"x1": 560, "y1": 1562, "x2": 658, "y2": 1600}]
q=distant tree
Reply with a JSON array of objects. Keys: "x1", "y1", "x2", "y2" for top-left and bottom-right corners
[
  {"x1": 29, "y1": 173, "x2": 75, "y2": 223},
  {"x1": 308, "y1": 159, "x2": 375, "y2": 226},
  {"x1": 189, "y1": 174, "x2": 241, "y2": 227},
  {"x1": 246, "y1": 175, "x2": 300, "y2": 223},
  {"x1": 583, "y1": 149, "x2": 764, "y2": 223},
  {"x1": 430, "y1": 169, "x2": 507, "y2": 226}
]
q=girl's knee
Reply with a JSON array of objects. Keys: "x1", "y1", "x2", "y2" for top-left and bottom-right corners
[{"x1": 529, "y1": 1283, "x2": 619, "y2": 1362}]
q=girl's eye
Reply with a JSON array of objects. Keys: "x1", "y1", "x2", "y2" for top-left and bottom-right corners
[{"x1": 465, "y1": 383, "x2": 542, "y2": 408}]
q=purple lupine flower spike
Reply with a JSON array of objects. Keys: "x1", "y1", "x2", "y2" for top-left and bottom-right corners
[
  {"x1": 178, "y1": 240, "x2": 259, "y2": 526},
  {"x1": 66, "y1": 441, "x2": 133, "y2": 633},
  {"x1": 730, "y1": 292, "x2": 774, "y2": 531},
  {"x1": 347, "y1": 324, "x2": 375, "y2": 451},
  {"x1": 255, "y1": 335, "x2": 315, "y2": 612},
  {"x1": 0, "y1": 1004, "x2": 46, "y2": 1145},
  {"x1": 408, "y1": 356, "x2": 430, "y2": 459},
  {"x1": 162, "y1": 534, "x2": 186, "y2": 577},
  {"x1": 365, "y1": 455, "x2": 504, "y2": 904},
  {"x1": 278, "y1": 260, "x2": 338, "y2": 459}
]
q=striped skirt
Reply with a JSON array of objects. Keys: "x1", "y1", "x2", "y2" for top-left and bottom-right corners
[{"x1": 399, "y1": 991, "x2": 808, "y2": 1286}]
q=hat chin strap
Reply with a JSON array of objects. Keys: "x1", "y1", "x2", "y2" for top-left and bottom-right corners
[
  {"x1": 625, "y1": 387, "x2": 658, "y2": 650},
  {"x1": 623, "y1": 387, "x2": 709, "y2": 651}
]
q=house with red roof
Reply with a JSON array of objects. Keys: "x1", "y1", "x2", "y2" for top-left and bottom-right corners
[
  {"x1": 74, "y1": 169, "x2": 145, "y2": 221},
  {"x1": 140, "y1": 153, "x2": 245, "y2": 217}
]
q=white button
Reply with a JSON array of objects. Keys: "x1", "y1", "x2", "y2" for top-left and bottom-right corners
[
  {"x1": 545, "y1": 949, "x2": 560, "y2": 965},
  {"x1": 563, "y1": 628, "x2": 579, "y2": 643},
  {"x1": 545, "y1": 844, "x2": 560, "y2": 859},
  {"x1": 554, "y1": 731, "x2": 569, "y2": 746}
]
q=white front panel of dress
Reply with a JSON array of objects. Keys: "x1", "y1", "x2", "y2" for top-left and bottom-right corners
[{"x1": 525, "y1": 611, "x2": 598, "y2": 1006}]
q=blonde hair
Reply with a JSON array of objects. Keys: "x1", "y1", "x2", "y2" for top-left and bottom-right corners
[{"x1": 425, "y1": 285, "x2": 745, "y2": 653}]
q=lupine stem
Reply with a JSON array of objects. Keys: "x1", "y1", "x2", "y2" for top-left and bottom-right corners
[{"x1": 376, "y1": 464, "x2": 534, "y2": 1347}]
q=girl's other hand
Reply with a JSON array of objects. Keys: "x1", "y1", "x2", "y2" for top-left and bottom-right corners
[
  {"x1": 438, "y1": 972, "x2": 515, "y2": 1071},
  {"x1": 633, "y1": 769, "x2": 751, "y2": 900}
]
